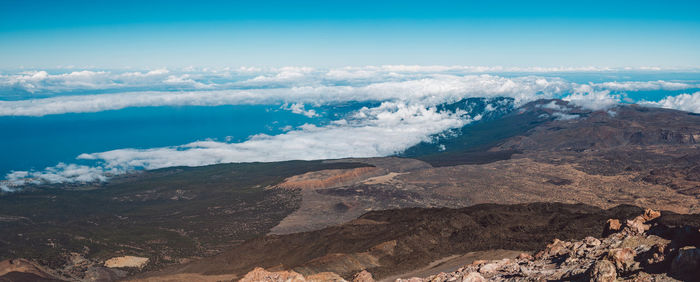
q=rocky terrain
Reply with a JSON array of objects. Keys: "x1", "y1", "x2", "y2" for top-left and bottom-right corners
[
  {"x1": 129, "y1": 204, "x2": 700, "y2": 281},
  {"x1": 401, "y1": 209, "x2": 700, "y2": 281},
  {"x1": 135, "y1": 207, "x2": 700, "y2": 282},
  {"x1": 1, "y1": 99, "x2": 699, "y2": 281}
]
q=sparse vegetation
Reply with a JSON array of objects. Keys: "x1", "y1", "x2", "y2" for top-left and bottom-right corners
[{"x1": 0, "y1": 161, "x2": 371, "y2": 272}]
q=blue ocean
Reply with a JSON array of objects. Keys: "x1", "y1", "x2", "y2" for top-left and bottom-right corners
[{"x1": 0, "y1": 105, "x2": 319, "y2": 176}]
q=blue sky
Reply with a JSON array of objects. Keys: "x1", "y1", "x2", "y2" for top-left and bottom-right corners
[{"x1": 1, "y1": 0, "x2": 700, "y2": 68}]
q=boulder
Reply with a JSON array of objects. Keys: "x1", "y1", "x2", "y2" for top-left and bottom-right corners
[
  {"x1": 461, "y1": 272, "x2": 486, "y2": 282},
  {"x1": 641, "y1": 209, "x2": 660, "y2": 221},
  {"x1": 478, "y1": 259, "x2": 511, "y2": 275},
  {"x1": 640, "y1": 243, "x2": 667, "y2": 267},
  {"x1": 516, "y1": 253, "x2": 533, "y2": 260},
  {"x1": 606, "y1": 248, "x2": 637, "y2": 272},
  {"x1": 625, "y1": 218, "x2": 650, "y2": 235},
  {"x1": 352, "y1": 270, "x2": 375, "y2": 282},
  {"x1": 470, "y1": 260, "x2": 487, "y2": 266},
  {"x1": 604, "y1": 219, "x2": 622, "y2": 236},
  {"x1": 588, "y1": 260, "x2": 617, "y2": 282},
  {"x1": 584, "y1": 236, "x2": 601, "y2": 247},
  {"x1": 622, "y1": 209, "x2": 660, "y2": 236},
  {"x1": 240, "y1": 267, "x2": 306, "y2": 282},
  {"x1": 544, "y1": 238, "x2": 569, "y2": 257}
]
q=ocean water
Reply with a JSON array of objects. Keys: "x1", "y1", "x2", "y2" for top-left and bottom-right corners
[
  {"x1": 0, "y1": 100, "x2": 381, "y2": 178},
  {"x1": 0, "y1": 105, "x2": 320, "y2": 176}
]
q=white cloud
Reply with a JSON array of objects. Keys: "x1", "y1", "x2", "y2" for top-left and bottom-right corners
[
  {"x1": 243, "y1": 66, "x2": 314, "y2": 85},
  {"x1": 0, "y1": 90, "x2": 259, "y2": 116},
  {"x1": 534, "y1": 100, "x2": 580, "y2": 120},
  {"x1": 283, "y1": 103, "x2": 318, "y2": 118},
  {"x1": 0, "y1": 74, "x2": 575, "y2": 116},
  {"x1": 552, "y1": 112, "x2": 580, "y2": 120},
  {"x1": 590, "y1": 80, "x2": 699, "y2": 91},
  {"x1": 163, "y1": 74, "x2": 212, "y2": 89},
  {"x1": 0, "y1": 68, "x2": 228, "y2": 95},
  {"x1": 338, "y1": 65, "x2": 634, "y2": 73},
  {"x1": 640, "y1": 91, "x2": 700, "y2": 113},
  {"x1": 324, "y1": 68, "x2": 384, "y2": 80},
  {"x1": 4, "y1": 101, "x2": 475, "y2": 186},
  {"x1": 3, "y1": 163, "x2": 119, "y2": 189},
  {"x1": 81, "y1": 101, "x2": 469, "y2": 168},
  {"x1": 563, "y1": 85, "x2": 621, "y2": 111},
  {"x1": 0, "y1": 183, "x2": 14, "y2": 192},
  {"x1": 537, "y1": 100, "x2": 571, "y2": 112},
  {"x1": 0, "y1": 70, "x2": 116, "y2": 93},
  {"x1": 4, "y1": 66, "x2": 696, "y2": 97},
  {"x1": 4, "y1": 68, "x2": 696, "y2": 117}
]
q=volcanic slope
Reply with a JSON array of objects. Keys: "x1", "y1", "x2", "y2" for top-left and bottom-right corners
[
  {"x1": 0, "y1": 161, "x2": 370, "y2": 281},
  {"x1": 135, "y1": 203, "x2": 700, "y2": 281},
  {"x1": 270, "y1": 100, "x2": 700, "y2": 234}
]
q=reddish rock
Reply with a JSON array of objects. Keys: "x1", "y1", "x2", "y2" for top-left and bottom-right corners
[
  {"x1": 239, "y1": 267, "x2": 305, "y2": 282},
  {"x1": 643, "y1": 243, "x2": 667, "y2": 266},
  {"x1": 604, "y1": 219, "x2": 622, "y2": 236},
  {"x1": 622, "y1": 209, "x2": 660, "y2": 236},
  {"x1": 191, "y1": 209, "x2": 692, "y2": 282},
  {"x1": 470, "y1": 259, "x2": 487, "y2": 266},
  {"x1": 584, "y1": 236, "x2": 601, "y2": 247},
  {"x1": 477, "y1": 262, "x2": 500, "y2": 274},
  {"x1": 641, "y1": 209, "x2": 660, "y2": 222},
  {"x1": 606, "y1": 248, "x2": 637, "y2": 272},
  {"x1": 545, "y1": 238, "x2": 568, "y2": 257},
  {"x1": 352, "y1": 270, "x2": 375, "y2": 282},
  {"x1": 516, "y1": 253, "x2": 533, "y2": 260},
  {"x1": 624, "y1": 218, "x2": 650, "y2": 235},
  {"x1": 533, "y1": 250, "x2": 545, "y2": 259},
  {"x1": 461, "y1": 272, "x2": 486, "y2": 282},
  {"x1": 337, "y1": 209, "x2": 690, "y2": 282}
]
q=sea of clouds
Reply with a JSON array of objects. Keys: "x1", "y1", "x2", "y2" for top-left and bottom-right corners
[{"x1": 1, "y1": 66, "x2": 699, "y2": 191}]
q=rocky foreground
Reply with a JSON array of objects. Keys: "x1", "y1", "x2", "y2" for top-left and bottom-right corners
[{"x1": 238, "y1": 209, "x2": 700, "y2": 281}]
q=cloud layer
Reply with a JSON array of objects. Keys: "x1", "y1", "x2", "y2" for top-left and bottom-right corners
[
  {"x1": 3, "y1": 101, "x2": 479, "y2": 188},
  {"x1": 2, "y1": 66, "x2": 698, "y2": 96},
  {"x1": 4, "y1": 75, "x2": 697, "y2": 117},
  {"x1": 2, "y1": 66, "x2": 699, "y2": 117},
  {"x1": 640, "y1": 91, "x2": 700, "y2": 113},
  {"x1": 2, "y1": 66, "x2": 700, "y2": 190},
  {"x1": 0, "y1": 74, "x2": 577, "y2": 116}
]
